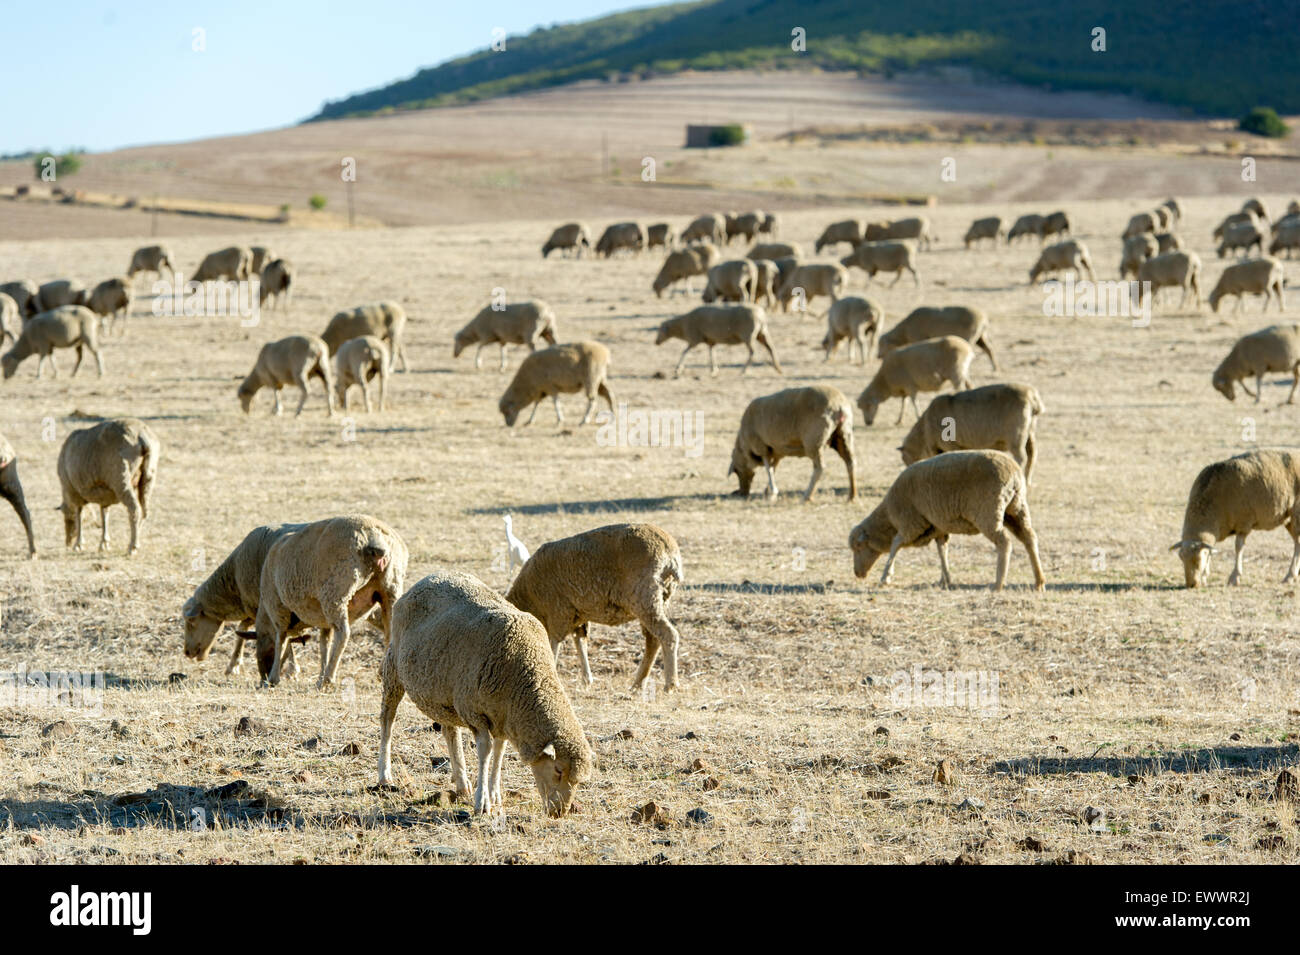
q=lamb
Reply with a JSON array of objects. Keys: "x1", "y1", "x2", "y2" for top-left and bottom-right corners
[
  {"x1": 542, "y1": 222, "x2": 591, "y2": 258},
  {"x1": 747, "y1": 241, "x2": 801, "y2": 261},
  {"x1": 335, "y1": 335, "x2": 391, "y2": 412},
  {"x1": 1218, "y1": 220, "x2": 1265, "y2": 258},
  {"x1": 249, "y1": 246, "x2": 275, "y2": 275},
  {"x1": 57, "y1": 417, "x2": 160, "y2": 556},
  {"x1": 758, "y1": 212, "x2": 780, "y2": 237},
  {"x1": 857, "y1": 335, "x2": 974, "y2": 426},
  {"x1": 1161, "y1": 198, "x2": 1182, "y2": 224},
  {"x1": 237, "y1": 334, "x2": 336, "y2": 416},
  {"x1": 654, "y1": 304, "x2": 782, "y2": 377},
  {"x1": 1242, "y1": 198, "x2": 1270, "y2": 224},
  {"x1": 814, "y1": 219, "x2": 864, "y2": 253},
  {"x1": 647, "y1": 223, "x2": 676, "y2": 249},
  {"x1": 35, "y1": 279, "x2": 87, "y2": 312},
  {"x1": 322, "y1": 301, "x2": 408, "y2": 372},
  {"x1": 126, "y1": 244, "x2": 174, "y2": 281},
  {"x1": 258, "y1": 258, "x2": 293, "y2": 311},
  {"x1": 652, "y1": 247, "x2": 716, "y2": 297},
  {"x1": 1, "y1": 305, "x2": 104, "y2": 379},
  {"x1": 1007, "y1": 213, "x2": 1047, "y2": 244},
  {"x1": 1120, "y1": 233, "x2": 1158, "y2": 279},
  {"x1": 1212, "y1": 324, "x2": 1300, "y2": 404},
  {"x1": 1172, "y1": 450, "x2": 1300, "y2": 587},
  {"x1": 839, "y1": 240, "x2": 919, "y2": 287},
  {"x1": 729, "y1": 385, "x2": 856, "y2": 502},
  {"x1": 0, "y1": 433, "x2": 36, "y2": 558},
  {"x1": 1029, "y1": 239, "x2": 1096, "y2": 283},
  {"x1": 681, "y1": 213, "x2": 725, "y2": 245},
  {"x1": 0, "y1": 280, "x2": 38, "y2": 317},
  {"x1": 498, "y1": 341, "x2": 613, "y2": 427},
  {"x1": 507, "y1": 523, "x2": 683, "y2": 692},
  {"x1": 1043, "y1": 210, "x2": 1071, "y2": 239},
  {"x1": 900, "y1": 383, "x2": 1044, "y2": 483},
  {"x1": 877, "y1": 306, "x2": 997, "y2": 370},
  {"x1": 378, "y1": 570, "x2": 593, "y2": 815},
  {"x1": 752, "y1": 259, "x2": 780, "y2": 308},
  {"x1": 192, "y1": 246, "x2": 252, "y2": 283},
  {"x1": 595, "y1": 222, "x2": 645, "y2": 257},
  {"x1": 1208, "y1": 257, "x2": 1286, "y2": 314},
  {"x1": 84, "y1": 276, "x2": 133, "y2": 335},
  {"x1": 726, "y1": 211, "x2": 764, "y2": 244},
  {"x1": 250, "y1": 514, "x2": 408, "y2": 687},
  {"x1": 1268, "y1": 220, "x2": 1300, "y2": 258},
  {"x1": 879, "y1": 215, "x2": 936, "y2": 250},
  {"x1": 1213, "y1": 211, "x2": 1259, "y2": 241},
  {"x1": 849, "y1": 449, "x2": 1045, "y2": 591},
  {"x1": 1136, "y1": 250, "x2": 1202, "y2": 309},
  {"x1": 777, "y1": 263, "x2": 847, "y2": 314},
  {"x1": 821, "y1": 296, "x2": 881, "y2": 364},
  {"x1": 1123, "y1": 211, "x2": 1159, "y2": 239},
  {"x1": 454, "y1": 300, "x2": 558, "y2": 370},
  {"x1": 701, "y1": 259, "x2": 756, "y2": 303},
  {"x1": 0, "y1": 293, "x2": 16, "y2": 346},
  {"x1": 963, "y1": 216, "x2": 1003, "y2": 248},
  {"x1": 1156, "y1": 232, "x2": 1184, "y2": 253}
]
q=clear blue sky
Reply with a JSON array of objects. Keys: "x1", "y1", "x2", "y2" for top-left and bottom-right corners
[{"x1": 0, "y1": 0, "x2": 675, "y2": 154}]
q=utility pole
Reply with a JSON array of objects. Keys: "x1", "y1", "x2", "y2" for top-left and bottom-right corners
[{"x1": 346, "y1": 179, "x2": 355, "y2": 228}]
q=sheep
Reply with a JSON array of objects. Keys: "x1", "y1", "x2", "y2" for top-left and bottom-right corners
[
  {"x1": 1156, "y1": 232, "x2": 1184, "y2": 253},
  {"x1": 778, "y1": 263, "x2": 847, "y2": 315},
  {"x1": 654, "y1": 304, "x2": 782, "y2": 377},
  {"x1": 752, "y1": 259, "x2": 780, "y2": 308},
  {"x1": 758, "y1": 212, "x2": 780, "y2": 237},
  {"x1": 454, "y1": 300, "x2": 558, "y2": 370},
  {"x1": 507, "y1": 523, "x2": 683, "y2": 692},
  {"x1": 499, "y1": 341, "x2": 613, "y2": 427},
  {"x1": 57, "y1": 417, "x2": 159, "y2": 556},
  {"x1": 1136, "y1": 250, "x2": 1202, "y2": 309},
  {"x1": 1153, "y1": 206, "x2": 1171, "y2": 230},
  {"x1": 964, "y1": 216, "x2": 1003, "y2": 248},
  {"x1": 647, "y1": 223, "x2": 675, "y2": 249},
  {"x1": 237, "y1": 334, "x2": 336, "y2": 416},
  {"x1": 849, "y1": 449, "x2": 1045, "y2": 591},
  {"x1": 335, "y1": 335, "x2": 391, "y2": 412},
  {"x1": 595, "y1": 222, "x2": 645, "y2": 258},
  {"x1": 250, "y1": 514, "x2": 408, "y2": 687},
  {"x1": 378, "y1": 570, "x2": 593, "y2": 815},
  {"x1": 899, "y1": 383, "x2": 1044, "y2": 483},
  {"x1": 126, "y1": 244, "x2": 174, "y2": 281},
  {"x1": 772, "y1": 256, "x2": 800, "y2": 293},
  {"x1": 814, "y1": 219, "x2": 864, "y2": 253},
  {"x1": 821, "y1": 296, "x2": 881, "y2": 364},
  {"x1": 542, "y1": 222, "x2": 591, "y2": 258},
  {"x1": 729, "y1": 385, "x2": 856, "y2": 502},
  {"x1": 1208, "y1": 257, "x2": 1286, "y2": 315},
  {"x1": 1120, "y1": 233, "x2": 1158, "y2": 280},
  {"x1": 0, "y1": 293, "x2": 16, "y2": 346},
  {"x1": 839, "y1": 240, "x2": 919, "y2": 287},
  {"x1": 1213, "y1": 211, "x2": 1260, "y2": 241},
  {"x1": 701, "y1": 259, "x2": 756, "y2": 303},
  {"x1": 1161, "y1": 198, "x2": 1182, "y2": 224},
  {"x1": 1272, "y1": 211, "x2": 1300, "y2": 234},
  {"x1": 1029, "y1": 239, "x2": 1096, "y2": 283},
  {"x1": 1, "y1": 305, "x2": 104, "y2": 380},
  {"x1": 1172, "y1": 449, "x2": 1300, "y2": 587},
  {"x1": 1218, "y1": 220, "x2": 1265, "y2": 258},
  {"x1": 726, "y1": 211, "x2": 764, "y2": 245},
  {"x1": 1212, "y1": 324, "x2": 1300, "y2": 404},
  {"x1": 1123, "y1": 211, "x2": 1159, "y2": 239},
  {"x1": 747, "y1": 241, "x2": 801, "y2": 261},
  {"x1": 322, "y1": 301, "x2": 408, "y2": 372},
  {"x1": 1268, "y1": 220, "x2": 1300, "y2": 259},
  {"x1": 193, "y1": 246, "x2": 252, "y2": 283},
  {"x1": 1043, "y1": 210, "x2": 1071, "y2": 240},
  {"x1": 857, "y1": 335, "x2": 974, "y2": 426},
  {"x1": 1242, "y1": 198, "x2": 1270, "y2": 224},
  {"x1": 681, "y1": 213, "x2": 725, "y2": 245},
  {"x1": 249, "y1": 246, "x2": 275, "y2": 276},
  {"x1": 258, "y1": 258, "x2": 293, "y2": 311},
  {"x1": 652, "y1": 247, "x2": 716, "y2": 298},
  {"x1": 35, "y1": 279, "x2": 87, "y2": 312},
  {"x1": 1007, "y1": 213, "x2": 1047, "y2": 244},
  {"x1": 878, "y1": 215, "x2": 936, "y2": 250},
  {"x1": 878, "y1": 306, "x2": 997, "y2": 370},
  {"x1": 0, "y1": 280, "x2": 38, "y2": 317},
  {"x1": 0, "y1": 433, "x2": 36, "y2": 558},
  {"x1": 1289, "y1": 200, "x2": 1300, "y2": 218},
  {"x1": 84, "y1": 277, "x2": 133, "y2": 335}
]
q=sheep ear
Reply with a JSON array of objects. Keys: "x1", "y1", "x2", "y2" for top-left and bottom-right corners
[
  {"x1": 182, "y1": 598, "x2": 200, "y2": 619},
  {"x1": 541, "y1": 743, "x2": 557, "y2": 759},
  {"x1": 1169, "y1": 541, "x2": 1183, "y2": 551},
  {"x1": 726, "y1": 462, "x2": 735, "y2": 477}
]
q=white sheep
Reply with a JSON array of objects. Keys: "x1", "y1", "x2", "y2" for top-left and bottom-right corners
[
  {"x1": 454, "y1": 301, "x2": 558, "y2": 370},
  {"x1": 1218, "y1": 220, "x2": 1265, "y2": 258},
  {"x1": 57, "y1": 417, "x2": 160, "y2": 556},
  {"x1": 0, "y1": 432, "x2": 36, "y2": 558},
  {"x1": 752, "y1": 259, "x2": 780, "y2": 308},
  {"x1": 1029, "y1": 239, "x2": 1096, "y2": 283},
  {"x1": 1213, "y1": 211, "x2": 1260, "y2": 241},
  {"x1": 498, "y1": 341, "x2": 613, "y2": 427},
  {"x1": 1136, "y1": 250, "x2": 1202, "y2": 309},
  {"x1": 681, "y1": 213, "x2": 725, "y2": 245},
  {"x1": 193, "y1": 246, "x2": 252, "y2": 283},
  {"x1": 1242, "y1": 198, "x2": 1270, "y2": 224},
  {"x1": 729, "y1": 385, "x2": 857, "y2": 502},
  {"x1": 35, "y1": 279, "x2": 87, "y2": 313},
  {"x1": 0, "y1": 280, "x2": 38, "y2": 318},
  {"x1": 726, "y1": 211, "x2": 764, "y2": 244},
  {"x1": 1007, "y1": 213, "x2": 1048, "y2": 244},
  {"x1": 647, "y1": 223, "x2": 676, "y2": 249},
  {"x1": 900, "y1": 382, "x2": 1044, "y2": 483},
  {"x1": 857, "y1": 335, "x2": 974, "y2": 425},
  {"x1": 874, "y1": 215, "x2": 936, "y2": 250},
  {"x1": 1161, "y1": 198, "x2": 1182, "y2": 224},
  {"x1": 249, "y1": 246, "x2": 276, "y2": 276},
  {"x1": 259, "y1": 259, "x2": 293, "y2": 312},
  {"x1": 84, "y1": 277, "x2": 133, "y2": 335},
  {"x1": 334, "y1": 335, "x2": 391, "y2": 412},
  {"x1": 1123, "y1": 211, "x2": 1159, "y2": 239},
  {"x1": 595, "y1": 221, "x2": 646, "y2": 257},
  {"x1": 1, "y1": 305, "x2": 104, "y2": 380},
  {"x1": 126, "y1": 245, "x2": 174, "y2": 281},
  {"x1": 821, "y1": 296, "x2": 881, "y2": 364},
  {"x1": 542, "y1": 222, "x2": 591, "y2": 258},
  {"x1": 1043, "y1": 210, "x2": 1071, "y2": 239},
  {"x1": 1156, "y1": 232, "x2": 1184, "y2": 253},
  {"x1": 1208, "y1": 257, "x2": 1285, "y2": 314},
  {"x1": 1268, "y1": 220, "x2": 1300, "y2": 258},
  {"x1": 701, "y1": 259, "x2": 757, "y2": 303},
  {"x1": 322, "y1": 301, "x2": 408, "y2": 372},
  {"x1": 839, "y1": 240, "x2": 920, "y2": 287},
  {"x1": 655, "y1": 304, "x2": 782, "y2": 376},
  {"x1": 1120, "y1": 234, "x2": 1158, "y2": 279},
  {"x1": 747, "y1": 241, "x2": 801, "y2": 261},
  {"x1": 652, "y1": 246, "x2": 717, "y2": 297},
  {"x1": 237, "y1": 334, "x2": 336, "y2": 417},
  {"x1": 0, "y1": 293, "x2": 17, "y2": 346},
  {"x1": 1212, "y1": 324, "x2": 1300, "y2": 404},
  {"x1": 964, "y1": 216, "x2": 1003, "y2": 248},
  {"x1": 777, "y1": 262, "x2": 847, "y2": 314},
  {"x1": 814, "y1": 219, "x2": 864, "y2": 253},
  {"x1": 877, "y1": 305, "x2": 997, "y2": 370}
]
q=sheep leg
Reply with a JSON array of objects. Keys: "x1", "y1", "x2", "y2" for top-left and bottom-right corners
[
  {"x1": 498, "y1": 344, "x2": 510, "y2": 372},
  {"x1": 890, "y1": 271, "x2": 903, "y2": 288},
  {"x1": 488, "y1": 735, "x2": 507, "y2": 806},
  {"x1": 226, "y1": 634, "x2": 245, "y2": 676},
  {"x1": 71, "y1": 345, "x2": 84, "y2": 377},
  {"x1": 992, "y1": 531, "x2": 1013, "y2": 592},
  {"x1": 764, "y1": 458, "x2": 779, "y2": 499},
  {"x1": 444, "y1": 726, "x2": 471, "y2": 799},
  {"x1": 98, "y1": 504, "x2": 111, "y2": 551},
  {"x1": 630, "y1": 626, "x2": 662, "y2": 692},
  {"x1": 674, "y1": 344, "x2": 694, "y2": 377},
  {"x1": 880, "y1": 533, "x2": 906, "y2": 585},
  {"x1": 1255, "y1": 373, "x2": 1264, "y2": 404},
  {"x1": 802, "y1": 452, "x2": 824, "y2": 503},
  {"x1": 473, "y1": 344, "x2": 484, "y2": 370},
  {"x1": 524, "y1": 400, "x2": 541, "y2": 426},
  {"x1": 272, "y1": 388, "x2": 283, "y2": 416},
  {"x1": 1288, "y1": 364, "x2": 1300, "y2": 405},
  {"x1": 320, "y1": 613, "x2": 352, "y2": 687},
  {"x1": 598, "y1": 382, "x2": 614, "y2": 415},
  {"x1": 553, "y1": 396, "x2": 566, "y2": 425},
  {"x1": 934, "y1": 537, "x2": 953, "y2": 588},
  {"x1": 292, "y1": 373, "x2": 311, "y2": 416},
  {"x1": 472, "y1": 727, "x2": 496, "y2": 814},
  {"x1": 361, "y1": 377, "x2": 373, "y2": 414},
  {"x1": 376, "y1": 655, "x2": 405, "y2": 788},
  {"x1": 573, "y1": 623, "x2": 593, "y2": 685},
  {"x1": 645, "y1": 614, "x2": 680, "y2": 692},
  {"x1": 1240, "y1": 379, "x2": 1258, "y2": 399},
  {"x1": 72, "y1": 503, "x2": 84, "y2": 552},
  {"x1": 1004, "y1": 509, "x2": 1046, "y2": 591},
  {"x1": 1227, "y1": 534, "x2": 1247, "y2": 586},
  {"x1": 1284, "y1": 521, "x2": 1300, "y2": 583},
  {"x1": 318, "y1": 631, "x2": 330, "y2": 682},
  {"x1": 1023, "y1": 433, "x2": 1037, "y2": 485},
  {"x1": 895, "y1": 398, "x2": 908, "y2": 425},
  {"x1": 707, "y1": 344, "x2": 719, "y2": 376}
]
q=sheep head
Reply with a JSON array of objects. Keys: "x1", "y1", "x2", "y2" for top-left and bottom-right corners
[
  {"x1": 1211, "y1": 370, "x2": 1236, "y2": 401},
  {"x1": 182, "y1": 598, "x2": 224, "y2": 661},
  {"x1": 1, "y1": 352, "x2": 17, "y2": 379},
  {"x1": 526, "y1": 739, "x2": 593, "y2": 817},
  {"x1": 1170, "y1": 539, "x2": 1215, "y2": 588},
  {"x1": 849, "y1": 511, "x2": 893, "y2": 579},
  {"x1": 727, "y1": 443, "x2": 758, "y2": 496}
]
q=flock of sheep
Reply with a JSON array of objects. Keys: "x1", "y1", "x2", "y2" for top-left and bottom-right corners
[{"x1": 2, "y1": 193, "x2": 1299, "y2": 819}]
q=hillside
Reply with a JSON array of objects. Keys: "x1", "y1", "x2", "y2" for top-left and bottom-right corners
[{"x1": 310, "y1": 0, "x2": 1298, "y2": 122}]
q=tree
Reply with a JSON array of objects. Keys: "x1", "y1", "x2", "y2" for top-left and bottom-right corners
[
  {"x1": 33, "y1": 151, "x2": 83, "y2": 181},
  {"x1": 1239, "y1": 107, "x2": 1290, "y2": 139}
]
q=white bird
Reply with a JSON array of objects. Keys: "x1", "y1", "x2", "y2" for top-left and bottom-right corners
[{"x1": 504, "y1": 514, "x2": 529, "y2": 574}]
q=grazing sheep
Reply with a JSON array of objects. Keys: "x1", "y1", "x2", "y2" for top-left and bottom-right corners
[
  {"x1": 880, "y1": 215, "x2": 936, "y2": 250},
  {"x1": 84, "y1": 277, "x2": 133, "y2": 335},
  {"x1": 652, "y1": 247, "x2": 716, "y2": 297},
  {"x1": 1120, "y1": 233, "x2": 1158, "y2": 280},
  {"x1": 57, "y1": 417, "x2": 159, "y2": 556},
  {"x1": 857, "y1": 336, "x2": 974, "y2": 426},
  {"x1": 1029, "y1": 239, "x2": 1096, "y2": 283},
  {"x1": 655, "y1": 304, "x2": 782, "y2": 377},
  {"x1": 1153, "y1": 206, "x2": 1171, "y2": 230},
  {"x1": 839, "y1": 240, "x2": 920, "y2": 287},
  {"x1": 702, "y1": 259, "x2": 756, "y2": 303},
  {"x1": 778, "y1": 263, "x2": 847, "y2": 314},
  {"x1": 815, "y1": 219, "x2": 864, "y2": 254},
  {"x1": 252, "y1": 514, "x2": 408, "y2": 687},
  {"x1": 964, "y1": 216, "x2": 1003, "y2": 248},
  {"x1": 1212, "y1": 324, "x2": 1300, "y2": 404},
  {"x1": 726, "y1": 211, "x2": 764, "y2": 245},
  {"x1": 1137, "y1": 250, "x2": 1202, "y2": 309},
  {"x1": 127, "y1": 245, "x2": 175, "y2": 281},
  {"x1": 1268, "y1": 220, "x2": 1300, "y2": 258},
  {"x1": 772, "y1": 256, "x2": 800, "y2": 293},
  {"x1": 752, "y1": 259, "x2": 780, "y2": 308},
  {"x1": 1242, "y1": 198, "x2": 1270, "y2": 224},
  {"x1": 0, "y1": 280, "x2": 38, "y2": 318},
  {"x1": 378, "y1": 570, "x2": 593, "y2": 815},
  {"x1": 1156, "y1": 232, "x2": 1184, "y2": 253},
  {"x1": 850, "y1": 449, "x2": 1045, "y2": 591},
  {"x1": 499, "y1": 342, "x2": 613, "y2": 427},
  {"x1": 193, "y1": 246, "x2": 252, "y2": 283},
  {"x1": 647, "y1": 223, "x2": 676, "y2": 249},
  {"x1": 507, "y1": 523, "x2": 683, "y2": 692},
  {"x1": 335, "y1": 335, "x2": 391, "y2": 413},
  {"x1": 730, "y1": 385, "x2": 856, "y2": 502},
  {"x1": 758, "y1": 212, "x2": 780, "y2": 237},
  {"x1": 747, "y1": 241, "x2": 801, "y2": 261},
  {"x1": 878, "y1": 306, "x2": 997, "y2": 370},
  {"x1": 900, "y1": 383, "x2": 1044, "y2": 483},
  {"x1": 0, "y1": 433, "x2": 36, "y2": 558},
  {"x1": 821, "y1": 296, "x2": 882, "y2": 364},
  {"x1": 248, "y1": 246, "x2": 275, "y2": 276},
  {"x1": 0, "y1": 293, "x2": 16, "y2": 346},
  {"x1": 1, "y1": 305, "x2": 104, "y2": 380},
  {"x1": 322, "y1": 301, "x2": 408, "y2": 372},
  {"x1": 258, "y1": 258, "x2": 293, "y2": 311},
  {"x1": 1123, "y1": 211, "x2": 1159, "y2": 239},
  {"x1": 1007, "y1": 213, "x2": 1048, "y2": 244},
  {"x1": 1208, "y1": 257, "x2": 1286, "y2": 315},
  {"x1": 1272, "y1": 212, "x2": 1300, "y2": 237},
  {"x1": 681, "y1": 213, "x2": 725, "y2": 245},
  {"x1": 1214, "y1": 211, "x2": 1260, "y2": 241},
  {"x1": 1172, "y1": 450, "x2": 1300, "y2": 587},
  {"x1": 35, "y1": 279, "x2": 87, "y2": 313},
  {"x1": 542, "y1": 223, "x2": 591, "y2": 258},
  {"x1": 1218, "y1": 220, "x2": 1265, "y2": 258},
  {"x1": 237, "y1": 334, "x2": 336, "y2": 416},
  {"x1": 1161, "y1": 198, "x2": 1182, "y2": 224},
  {"x1": 595, "y1": 221, "x2": 645, "y2": 258},
  {"x1": 1289, "y1": 200, "x2": 1300, "y2": 218},
  {"x1": 1043, "y1": 210, "x2": 1071, "y2": 240},
  {"x1": 454, "y1": 300, "x2": 558, "y2": 370}
]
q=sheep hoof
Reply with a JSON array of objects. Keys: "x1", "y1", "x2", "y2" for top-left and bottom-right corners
[{"x1": 226, "y1": 663, "x2": 242, "y2": 676}]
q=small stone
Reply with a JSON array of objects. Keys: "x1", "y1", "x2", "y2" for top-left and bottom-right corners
[
  {"x1": 501, "y1": 852, "x2": 528, "y2": 865},
  {"x1": 1275, "y1": 768, "x2": 1300, "y2": 802},
  {"x1": 1084, "y1": 806, "x2": 1106, "y2": 831},
  {"x1": 300, "y1": 736, "x2": 322, "y2": 750},
  {"x1": 863, "y1": 790, "x2": 892, "y2": 800},
  {"x1": 292, "y1": 770, "x2": 313, "y2": 784},
  {"x1": 874, "y1": 726, "x2": 889, "y2": 737},
  {"x1": 1256, "y1": 835, "x2": 1287, "y2": 850},
  {"x1": 1017, "y1": 835, "x2": 1049, "y2": 852},
  {"x1": 1061, "y1": 850, "x2": 1095, "y2": 865},
  {"x1": 630, "y1": 801, "x2": 668, "y2": 827},
  {"x1": 684, "y1": 808, "x2": 713, "y2": 828},
  {"x1": 110, "y1": 720, "x2": 131, "y2": 739},
  {"x1": 1229, "y1": 732, "x2": 1242, "y2": 741},
  {"x1": 617, "y1": 729, "x2": 634, "y2": 740},
  {"x1": 1127, "y1": 774, "x2": 1143, "y2": 787},
  {"x1": 336, "y1": 742, "x2": 364, "y2": 757},
  {"x1": 168, "y1": 672, "x2": 188, "y2": 684},
  {"x1": 957, "y1": 797, "x2": 984, "y2": 814},
  {"x1": 21, "y1": 833, "x2": 46, "y2": 847},
  {"x1": 415, "y1": 845, "x2": 460, "y2": 859},
  {"x1": 702, "y1": 776, "x2": 720, "y2": 791},
  {"x1": 639, "y1": 852, "x2": 671, "y2": 865},
  {"x1": 933, "y1": 759, "x2": 956, "y2": 786},
  {"x1": 952, "y1": 851, "x2": 980, "y2": 865},
  {"x1": 688, "y1": 758, "x2": 712, "y2": 775},
  {"x1": 683, "y1": 731, "x2": 698, "y2": 740},
  {"x1": 42, "y1": 720, "x2": 75, "y2": 739},
  {"x1": 235, "y1": 717, "x2": 266, "y2": 736}
]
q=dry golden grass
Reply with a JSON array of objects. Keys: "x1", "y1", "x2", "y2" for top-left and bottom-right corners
[{"x1": 1, "y1": 191, "x2": 1299, "y2": 864}]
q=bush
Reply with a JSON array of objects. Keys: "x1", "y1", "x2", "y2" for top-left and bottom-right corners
[
  {"x1": 709, "y1": 124, "x2": 747, "y2": 147},
  {"x1": 1239, "y1": 106, "x2": 1290, "y2": 138},
  {"x1": 32, "y1": 151, "x2": 83, "y2": 181},
  {"x1": 309, "y1": 194, "x2": 327, "y2": 211}
]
